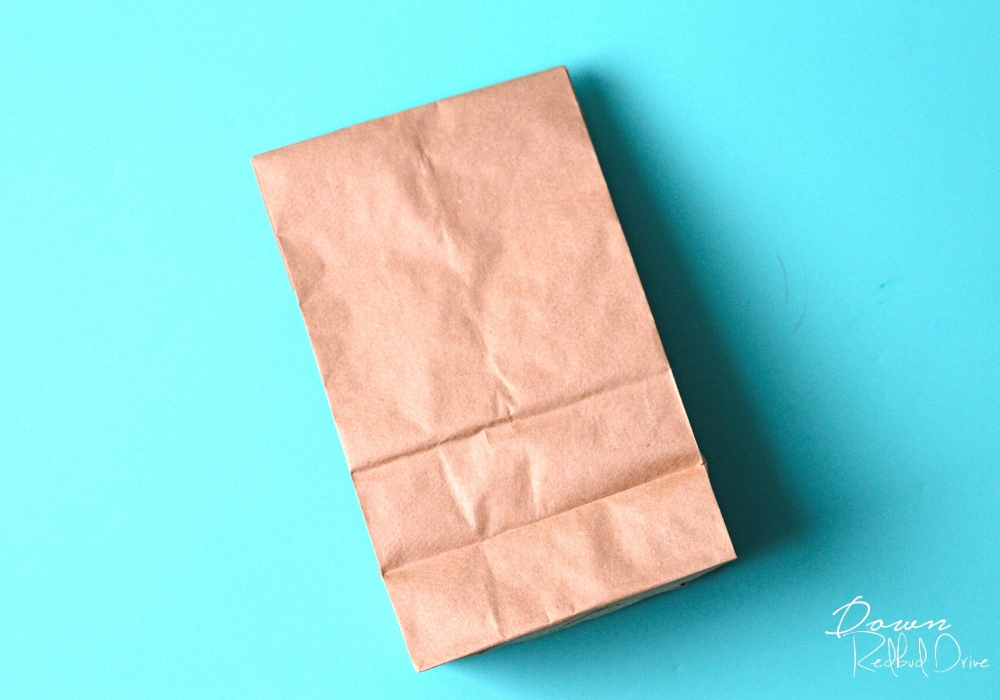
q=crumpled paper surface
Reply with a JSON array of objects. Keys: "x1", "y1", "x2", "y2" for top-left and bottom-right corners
[{"x1": 252, "y1": 66, "x2": 735, "y2": 671}]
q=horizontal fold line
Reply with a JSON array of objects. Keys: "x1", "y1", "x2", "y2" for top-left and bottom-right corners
[
  {"x1": 379, "y1": 457, "x2": 706, "y2": 577},
  {"x1": 350, "y1": 367, "x2": 672, "y2": 476}
]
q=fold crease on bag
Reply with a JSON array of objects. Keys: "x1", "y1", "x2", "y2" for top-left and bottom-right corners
[{"x1": 251, "y1": 65, "x2": 736, "y2": 671}]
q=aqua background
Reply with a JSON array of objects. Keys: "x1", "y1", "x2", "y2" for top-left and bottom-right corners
[{"x1": 2, "y1": 2, "x2": 998, "y2": 698}]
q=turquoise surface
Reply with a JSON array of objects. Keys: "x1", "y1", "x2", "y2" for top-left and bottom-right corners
[{"x1": 2, "y1": 2, "x2": 998, "y2": 698}]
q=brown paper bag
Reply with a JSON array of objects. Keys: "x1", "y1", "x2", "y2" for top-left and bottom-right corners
[{"x1": 252, "y1": 66, "x2": 735, "y2": 671}]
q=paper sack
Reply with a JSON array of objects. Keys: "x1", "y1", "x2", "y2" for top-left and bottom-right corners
[{"x1": 252, "y1": 67, "x2": 735, "y2": 671}]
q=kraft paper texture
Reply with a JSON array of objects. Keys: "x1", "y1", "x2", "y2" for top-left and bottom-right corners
[{"x1": 252, "y1": 66, "x2": 736, "y2": 671}]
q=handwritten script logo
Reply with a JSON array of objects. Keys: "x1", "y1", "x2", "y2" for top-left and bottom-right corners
[{"x1": 826, "y1": 596, "x2": 988, "y2": 677}]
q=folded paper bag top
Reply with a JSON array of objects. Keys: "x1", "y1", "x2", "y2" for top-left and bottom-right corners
[{"x1": 252, "y1": 66, "x2": 735, "y2": 671}]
